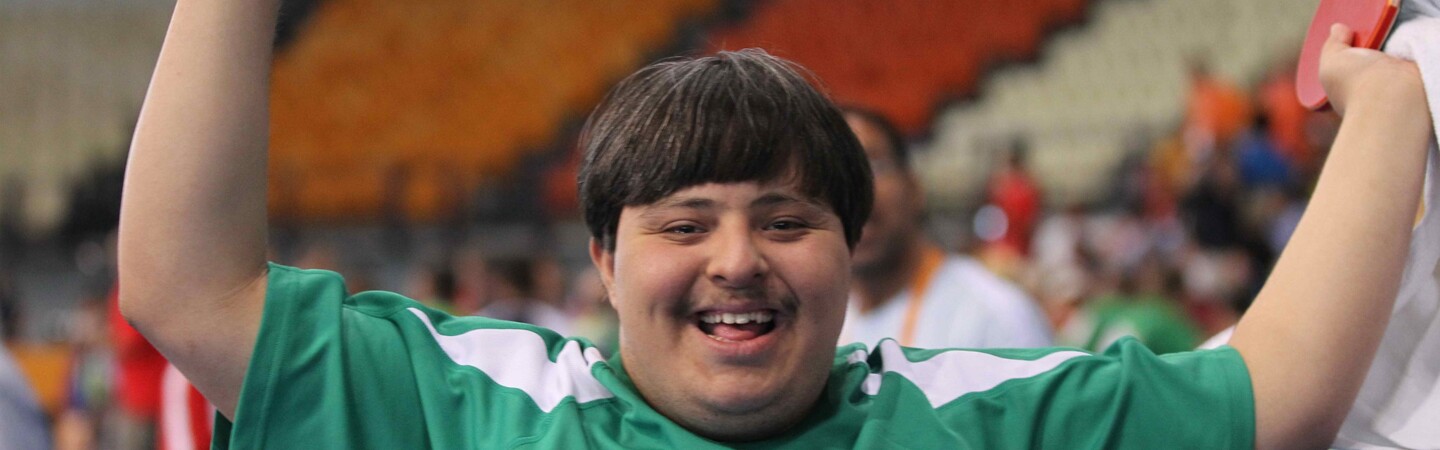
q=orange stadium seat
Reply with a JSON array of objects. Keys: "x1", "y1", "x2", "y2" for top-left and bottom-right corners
[
  {"x1": 268, "y1": 0, "x2": 716, "y2": 222},
  {"x1": 267, "y1": 0, "x2": 1084, "y2": 222},
  {"x1": 707, "y1": 0, "x2": 1089, "y2": 134}
]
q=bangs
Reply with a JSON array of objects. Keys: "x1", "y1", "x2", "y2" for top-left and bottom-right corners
[
  {"x1": 579, "y1": 49, "x2": 872, "y2": 250},
  {"x1": 618, "y1": 57, "x2": 828, "y2": 203}
]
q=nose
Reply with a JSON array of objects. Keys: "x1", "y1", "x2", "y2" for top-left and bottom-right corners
[{"x1": 706, "y1": 223, "x2": 770, "y2": 289}]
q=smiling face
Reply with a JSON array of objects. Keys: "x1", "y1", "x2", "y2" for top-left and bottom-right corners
[
  {"x1": 575, "y1": 49, "x2": 872, "y2": 441},
  {"x1": 590, "y1": 179, "x2": 851, "y2": 440}
]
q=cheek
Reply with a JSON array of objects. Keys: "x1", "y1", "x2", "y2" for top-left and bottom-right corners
[
  {"x1": 611, "y1": 242, "x2": 699, "y2": 317},
  {"x1": 773, "y1": 241, "x2": 851, "y2": 316}
]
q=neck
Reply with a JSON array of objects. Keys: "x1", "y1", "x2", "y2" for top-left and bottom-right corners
[{"x1": 853, "y1": 238, "x2": 931, "y2": 313}]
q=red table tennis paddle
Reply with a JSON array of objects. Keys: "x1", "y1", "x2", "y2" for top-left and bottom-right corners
[{"x1": 1296, "y1": 0, "x2": 1402, "y2": 110}]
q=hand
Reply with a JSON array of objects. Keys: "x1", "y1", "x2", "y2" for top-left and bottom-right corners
[{"x1": 1319, "y1": 23, "x2": 1424, "y2": 117}]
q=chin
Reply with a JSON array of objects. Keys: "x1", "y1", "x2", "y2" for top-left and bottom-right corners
[
  {"x1": 852, "y1": 257, "x2": 890, "y2": 278},
  {"x1": 702, "y1": 386, "x2": 780, "y2": 415},
  {"x1": 681, "y1": 399, "x2": 805, "y2": 443},
  {"x1": 680, "y1": 370, "x2": 821, "y2": 441}
]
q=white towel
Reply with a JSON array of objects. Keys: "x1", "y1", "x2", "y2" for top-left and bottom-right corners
[{"x1": 1334, "y1": 6, "x2": 1440, "y2": 449}]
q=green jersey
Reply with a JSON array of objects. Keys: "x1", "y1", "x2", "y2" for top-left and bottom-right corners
[{"x1": 213, "y1": 264, "x2": 1254, "y2": 448}]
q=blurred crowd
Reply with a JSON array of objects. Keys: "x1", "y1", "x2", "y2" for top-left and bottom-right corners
[{"x1": 988, "y1": 58, "x2": 1336, "y2": 354}]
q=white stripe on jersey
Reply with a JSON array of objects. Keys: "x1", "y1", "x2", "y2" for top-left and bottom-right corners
[
  {"x1": 408, "y1": 308, "x2": 613, "y2": 412},
  {"x1": 854, "y1": 340, "x2": 1086, "y2": 408}
]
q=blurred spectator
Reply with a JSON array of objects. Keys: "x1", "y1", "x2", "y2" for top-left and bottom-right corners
[
  {"x1": 984, "y1": 138, "x2": 1044, "y2": 257},
  {"x1": 474, "y1": 256, "x2": 574, "y2": 336},
  {"x1": 1233, "y1": 112, "x2": 1295, "y2": 188},
  {"x1": 408, "y1": 263, "x2": 459, "y2": 315},
  {"x1": 55, "y1": 291, "x2": 115, "y2": 450},
  {"x1": 1028, "y1": 260, "x2": 1093, "y2": 332},
  {"x1": 450, "y1": 244, "x2": 490, "y2": 315},
  {"x1": 1025, "y1": 206, "x2": 1094, "y2": 329},
  {"x1": 1257, "y1": 62, "x2": 1314, "y2": 168},
  {"x1": 531, "y1": 255, "x2": 568, "y2": 312},
  {"x1": 0, "y1": 273, "x2": 19, "y2": 342},
  {"x1": 0, "y1": 177, "x2": 23, "y2": 259},
  {"x1": 0, "y1": 343, "x2": 50, "y2": 450},
  {"x1": 1058, "y1": 254, "x2": 1201, "y2": 354},
  {"x1": 841, "y1": 107, "x2": 1051, "y2": 349},
  {"x1": 1182, "y1": 154, "x2": 1245, "y2": 249},
  {"x1": 564, "y1": 268, "x2": 620, "y2": 355},
  {"x1": 1180, "y1": 249, "x2": 1248, "y2": 338},
  {"x1": 109, "y1": 285, "x2": 214, "y2": 450},
  {"x1": 109, "y1": 286, "x2": 163, "y2": 449},
  {"x1": 292, "y1": 239, "x2": 376, "y2": 293},
  {"x1": 60, "y1": 157, "x2": 126, "y2": 249},
  {"x1": 1150, "y1": 133, "x2": 1199, "y2": 200},
  {"x1": 1183, "y1": 60, "x2": 1252, "y2": 158}
]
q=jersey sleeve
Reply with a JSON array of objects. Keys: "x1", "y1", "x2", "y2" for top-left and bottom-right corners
[
  {"x1": 212, "y1": 263, "x2": 615, "y2": 449},
  {"x1": 931, "y1": 338, "x2": 1254, "y2": 448},
  {"x1": 211, "y1": 263, "x2": 428, "y2": 448}
]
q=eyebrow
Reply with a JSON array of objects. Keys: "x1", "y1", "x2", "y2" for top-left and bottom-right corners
[
  {"x1": 638, "y1": 196, "x2": 715, "y2": 221},
  {"x1": 637, "y1": 192, "x2": 827, "y2": 220},
  {"x1": 750, "y1": 192, "x2": 821, "y2": 210}
]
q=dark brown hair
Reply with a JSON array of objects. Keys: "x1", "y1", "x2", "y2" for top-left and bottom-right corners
[{"x1": 578, "y1": 49, "x2": 873, "y2": 251}]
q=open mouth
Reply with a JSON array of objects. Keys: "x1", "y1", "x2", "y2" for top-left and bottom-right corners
[{"x1": 695, "y1": 310, "x2": 778, "y2": 342}]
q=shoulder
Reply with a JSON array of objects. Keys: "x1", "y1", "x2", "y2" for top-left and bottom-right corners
[
  {"x1": 934, "y1": 256, "x2": 1044, "y2": 321},
  {"x1": 936, "y1": 256, "x2": 1031, "y2": 301},
  {"x1": 842, "y1": 339, "x2": 1090, "y2": 407},
  {"x1": 262, "y1": 263, "x2": 609, "y2": 402},
  {"x1": 829, "y1": 340, "x2": 1252, "y2": 448}
]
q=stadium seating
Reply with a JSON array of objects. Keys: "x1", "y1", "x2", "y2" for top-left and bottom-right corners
[
  {"x1": 706, "y1": 0, "x2": 1088, "y2": 134},
  {"x1": 923, "y1": 0, "x2": 1319, "y2": 208},
  {"x1": 0, "y1": 0, "x2": 172, "y2": 233},
  {"x1": 268, "y1": 0, "x2": 716, "y2": 221},
  {"x1": 0, "y1": 0, "x2": 1327, "y2": 227}
]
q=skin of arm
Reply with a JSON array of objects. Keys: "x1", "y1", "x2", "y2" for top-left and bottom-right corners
[
  {"x1": 118, "y1": 0, "x2": 281, "y2": 418},
  {"x1": 1229, "y1": 24, "x2": 1433, "y2": 449}
]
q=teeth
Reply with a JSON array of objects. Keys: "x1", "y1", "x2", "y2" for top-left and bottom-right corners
[{"x1": 699, "y1": 311, "x2": 774, "y2": 325}]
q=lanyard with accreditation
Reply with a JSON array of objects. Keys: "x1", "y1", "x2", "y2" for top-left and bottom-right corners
[
  {"x1": 897, "y1": 247, "x2": 946, "y2": 347},
  {"x1": 842, "y1": 246, "x2": 945, "y2": 347}
]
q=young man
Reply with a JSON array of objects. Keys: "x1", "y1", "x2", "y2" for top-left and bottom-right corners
[
  {"x1": 118, "y1": 0, "x2": 1429, "y2": 447},
  {"x1": 841, "y1": 108, "x2": 1052, "y2": 349}
]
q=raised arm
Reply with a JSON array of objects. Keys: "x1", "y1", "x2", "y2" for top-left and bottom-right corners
[
  {"x1": 1229, "y1": 24, "x2": 1433, "y2": 449},
  {"x1": 118, "y1": 0, "x2": 280, "y2": 417}
]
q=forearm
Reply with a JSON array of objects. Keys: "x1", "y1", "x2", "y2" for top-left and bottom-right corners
[
  {"x1": 120, "y1": 0, "x2": 279, "y2": 319},
  {"x1": 1232, "y1": 84, "x2": 1431, "y2": 448},
  {"x1": 118, "y1": 0, "x2": 281, "y2": 415}
]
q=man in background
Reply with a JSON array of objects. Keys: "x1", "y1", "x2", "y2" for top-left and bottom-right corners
[{"x1": 841, "y1": 108, "x2": 1052, "y2": 349}]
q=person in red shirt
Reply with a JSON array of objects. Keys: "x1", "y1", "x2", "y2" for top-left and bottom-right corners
[
  {"x1": 109, "y1": 287, "x2": 213, "y2": 450},
  {"x1": 985, "y1": 139, "x2": 1043, "y2": 257}
]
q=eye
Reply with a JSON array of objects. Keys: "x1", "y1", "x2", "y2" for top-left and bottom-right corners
[
  {"x1": 763, "y1": 218, "x2": 814, "y2": 241},
  {"x1": 766, "y1": 220, "x2": 806, "y2": 231},
  {"x1": 665, "y1": 223, "x2": 704, "y2": 235}
]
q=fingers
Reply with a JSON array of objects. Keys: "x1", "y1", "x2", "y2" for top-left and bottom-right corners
[{"x1": 1325, "y1": 23, "x2": 1355, "y2": 54}]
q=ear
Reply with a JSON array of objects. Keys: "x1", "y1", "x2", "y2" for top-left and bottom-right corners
[{"x1": 588, "y1": 238, "x2": 616, "y2": 298}]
